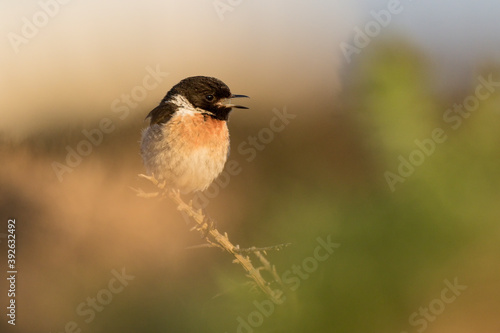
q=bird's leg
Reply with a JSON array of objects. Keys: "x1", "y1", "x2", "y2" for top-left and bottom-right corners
[
  {"x1": 134, "y1": 174, "x2": 167, "y2": 198},
  {"x1": 138, "y1": 173, "x2": 158, "y2": 185}
]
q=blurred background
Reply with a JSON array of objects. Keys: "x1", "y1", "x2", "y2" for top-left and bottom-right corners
[{"x1": 1, "y1": 0, "x2": 500, "y2": 332}]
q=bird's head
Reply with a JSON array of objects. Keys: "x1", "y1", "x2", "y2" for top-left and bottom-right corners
[{"x1": 165, "y1": 76, "x2": 248, "y2": 120}]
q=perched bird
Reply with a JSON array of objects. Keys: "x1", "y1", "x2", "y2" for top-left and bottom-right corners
[{"x1": 140, "y1": 76, "x2": 248, "y2": 193}]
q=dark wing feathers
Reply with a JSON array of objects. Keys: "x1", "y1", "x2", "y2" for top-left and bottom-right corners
[{"x1": 146, "y1": 103, "x2": 176, "y2": 125}]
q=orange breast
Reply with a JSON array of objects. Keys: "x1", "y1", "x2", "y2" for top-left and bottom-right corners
[{"x1": 169, "y1": 113, "x2": 229, "y2": 148}]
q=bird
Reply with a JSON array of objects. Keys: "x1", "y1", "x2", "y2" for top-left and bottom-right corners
[{"x1": 140, "y1": 76, "x2": 248, "y2": 193}]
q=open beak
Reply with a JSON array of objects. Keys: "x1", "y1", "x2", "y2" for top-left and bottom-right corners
[{"x1": 223, "y1": 94, "x2": 249, "y2": 109}]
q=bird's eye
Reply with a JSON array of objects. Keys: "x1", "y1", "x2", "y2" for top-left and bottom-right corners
[{"x1": 205, "y1": 95, "x2": 214, "y2": 101}]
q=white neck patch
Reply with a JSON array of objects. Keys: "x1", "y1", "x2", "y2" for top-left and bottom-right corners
[{"x1": 169, "y1": 94, "x2": 213, "y2": 116}]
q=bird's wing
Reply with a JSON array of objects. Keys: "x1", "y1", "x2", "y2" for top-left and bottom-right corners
[{"x1": 146, "y1": 103, "x2": 176, "y2": 125}]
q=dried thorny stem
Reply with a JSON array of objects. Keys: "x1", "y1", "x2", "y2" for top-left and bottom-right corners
[
  {"x1": 132, "y1": 174, "x2": 285, "y2": 303},
  {"x1": 234, "y1": 243, "x2": 291, "y2": 254}
]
